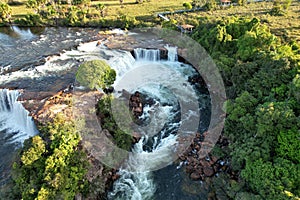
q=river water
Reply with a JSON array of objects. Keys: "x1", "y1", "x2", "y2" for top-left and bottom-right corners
[{"x1": 0, "y1": 26, "x2": 211, "y2": 199}]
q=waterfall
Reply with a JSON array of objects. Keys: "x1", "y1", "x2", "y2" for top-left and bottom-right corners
[
  {"x1": 134, "y1": 48, "x2": 160, "y2": 61},
  {"x1": 108, "y1": 133, "x2": 178, "y2": 200},
  {"x1": 109, "y1": 47, "x2": 201, "y2": 200},
  {"x1": 108, "y1": 51, "x2": 136, "y2": 79},
  {"x1": 134, "y1": 46, "x2": 178, "y2": 62},
  {"x1": 165, "y1": 45, "x2": 178, "y2": 62},
  {"x1": 0, "y1": 89, "x2": 37, "y2": 144}
]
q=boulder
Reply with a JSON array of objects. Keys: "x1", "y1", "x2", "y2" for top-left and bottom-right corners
[
  {"x1": 203, "y1": 166, "x2": 214, "y2": 177},
  {"x1": 190, "y1": 172, "x2": 202, "y2": 180}
]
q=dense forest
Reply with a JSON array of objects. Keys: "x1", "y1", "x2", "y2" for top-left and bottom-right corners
[
  {"x1": 0, "y1": 0, "x2": 299, "y2": 199},
  {"x1": 190, "y1": 17, "x2": 299, "y2": 199}
]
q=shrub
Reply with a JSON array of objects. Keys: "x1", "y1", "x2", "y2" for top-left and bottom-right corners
[{"x1": 183, "y1": 2, "x2": 193, "y2": 9}]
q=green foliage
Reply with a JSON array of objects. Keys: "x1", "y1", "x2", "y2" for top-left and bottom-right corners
[
  {"x1": 183, "y1": 2, "x2": 192, "y2": 9},
  {"x1": 26, "y1": 0, "x2": 46, "y2": 13},
  {"x1": 97, "y1": 95, "x2": 133, "y2": 150},
  {"x1": 269, "y1": 0, "x2": 292, "y2": 16},
  {"x1": 237, "y1": 0, "x2": 247, "y2": 6},
  {"x1": 12, "y1": 115, "x2": 89, "y2": 200},
  {"x1": 192, "y1": 0, "x2": 206, "y2": 8},
  {"x1": 76, "y1": 60, "x2": 116, "y2": 90},
  {"x1": 192, "y1": 17, "x2": 300, "y2": 199},
  {"x1": 161, "y1": 18, "x2": 178, "y2": 30},
  {"x1": 72, "y1": 0, "x2": 90, "y2": 6},
  {"x1": 242, "y1": 158, "x2": 300, "y2": 199},
  {"x1": 14, "y1": 13, "x2": 43, "y2": 26},
  {"x1": 203, "y1": 0, "x2": 217, "y2": 11},
  {"x1": 21, "y1": 136, "x2": 45, "y2": 166},
  {"x1": 0, "y1": 2, "x2": 11, "y2": 23},
  {"x1": 117, "y1": 15, "x2": 137, "y2": 29},
  {"x1": 276, "y1": 129, "x2": 300, "y2": 163},
  {"x1": 95, "y1": 3, "x2": 106, "y2": 17}
]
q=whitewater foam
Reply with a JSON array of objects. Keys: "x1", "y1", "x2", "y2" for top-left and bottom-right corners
[{"x1": 0, "y1": 89, "x2": 37, "y2": 144}]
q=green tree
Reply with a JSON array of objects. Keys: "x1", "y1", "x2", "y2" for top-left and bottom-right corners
[
  {"x1": 270, "y1": 0, "x2": 292, "y2": 16},
  {"x1": 242, "y1": 158, "x2": 300, "y2": 199},
  {"x1": 0, "y1": 2, "x2": 11, "y2": 23},
  {"x1": 183, "y1": 2, "x2": 192, "y2": 9},
  {"x1": 12, "y1": 115, "x2": 89, "y2": 200},
  {"x1": 21, "y1": 136, "x2": 45, "y2": 166},
  {"x1": 26, "y1": 0, "x2": 47, "y2": 13},
  {"x1": 95, "y1": 3, "x2": 106, "y2": 17},
  {"x1": 76, "y1": 60, "x2": 116, "y2": 90}
]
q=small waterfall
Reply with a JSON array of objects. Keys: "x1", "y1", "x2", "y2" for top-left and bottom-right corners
[
  {"x1": 134, "y1": 48, "x2": 160, "y2": 61},
  {"x1": 165, "y1": 45, "x2": 178, "y2": 62},
  {"x1": 0, "y1": 89, "x2": 37, "y2": 143},
  {"x1": 109, "y1": 47, "x2": 201, "y2": 200},
  {"x1": 108, "y1": 51, "x2": 136, "y2": 79}
]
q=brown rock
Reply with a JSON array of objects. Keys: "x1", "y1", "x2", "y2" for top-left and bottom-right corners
[
  {"x1": 186, "y1": 165, "x2": 194, "y2": 173},
  {"x1": 203, "y1": 166, "x2": 214, "y2": 177},
  {"x1": 132, "y1": 132, "x2": 142, "y2": 143},
  {"x1": 190, "y1": 172, "x2": 202, "y2": 180},
  {"x1": 211, "y1": 156, "x2": 218, "y2": 163}
]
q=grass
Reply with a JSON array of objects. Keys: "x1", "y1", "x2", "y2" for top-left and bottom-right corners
[
  {"x1": 102, "y1": 0, "x2": 186, "y2": 17},
  {"x1": 7, "y1": 0, "x2": 300, "y2": 42},
  {"x1": 166, "y1": 1, "x2": 300, "y2": 42},
  {"x1": 7, "y1": 0, "x2": 32, "y2": 19},
  {"x1": 10, "y1": 0, "x2": 187, "y2": 19}
]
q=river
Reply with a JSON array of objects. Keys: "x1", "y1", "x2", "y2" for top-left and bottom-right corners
[{"x1": 0, "y1": 26, "x2": 212, "y2": 199}]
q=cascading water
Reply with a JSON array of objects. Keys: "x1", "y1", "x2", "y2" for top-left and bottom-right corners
[
  {"x1": 0, "y1": 27, "x2": 210, "y2": 198},
  {"x1": 0, "y1": 89, "x2": 38, "y2": 185},
  {"x1": 108, "y1": 48, "x2": 206, "y2": 200},
  {"x1": 134, "y1": 48, "x2": 160, "y2": 62},
  {"x1": 0, "y1": 89, "x2": 37, "y2": 142},
  {"x1": 165, "y1": 45, "x2": 178, "y2": 62}
]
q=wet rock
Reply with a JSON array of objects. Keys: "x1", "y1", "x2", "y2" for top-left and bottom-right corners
[
  {"x1": 132, "y1": 132, "x2": 142, "y2": 143},
  {"x1": 129, "y1": 91, "x2": 144, "y2": 118},
  {"x1": 190, "y1": 172, "x2": 202, "y2": 180},
  {"x1": 203, "y1": 166, "x2": 214, "y2": 177}
]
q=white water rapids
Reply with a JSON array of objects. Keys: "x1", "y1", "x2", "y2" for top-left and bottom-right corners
[
  {"x1": 0, "y1": 89, "x2": 37, "y2": 143},
  {"x1": 0, "y1": 34, "x2": 206, "y2": 198},
  {"x1": 108, "y1": 47, "x2": 201, "y2": 200}
]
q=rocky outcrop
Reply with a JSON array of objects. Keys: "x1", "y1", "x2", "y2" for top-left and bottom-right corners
[
  {"x1": 178, "y1": 132, "x2": 230, "y2": 181},
  {"x1": 129, "y1": 91, "x2": 144, "y2": 118},
  {"x1": 21, "y1": 86, "x2": 118, "y2": 199}
]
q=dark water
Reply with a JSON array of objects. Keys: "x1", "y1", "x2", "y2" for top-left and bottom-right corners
[
  {"x1": 0, "y1": 26, "x2": 212, "y2": 199},
  {"x1": 0, "y1": 26, "x2": 101, "y2": 187},
  {"x1": 0, "y1": 26, "x2": 102, "y2": 92}
]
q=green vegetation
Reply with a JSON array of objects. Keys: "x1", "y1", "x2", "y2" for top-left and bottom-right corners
[
  {"x1": 190, "y1": 17, "x2": 300, "y2": 199},
  {"x1": 3, "y1": 0, "x2": 299, "y2": 199},
  {"x1": 96, "y1": 94, "x2": 133, "y2": 151},
  {"x1": 183, "y1": 2, "x2": 193, "y2": 10},
  {"x1": 0, "y1": 2, "x2": 11, "y2": 23},
  {"x1": 3, "y1": 0, "x2": 186, "y2": 26},
  {"x1": 9, "y1": 115, "x2": 89, "y2": 200},
  {"x1": 164, "y1": 1, "x2": 300, "y2": 42},
  {"x1": 76, "y1": 60, "x2": 116, "y2": 90},
  {"x1": 270, "y1": 0, "x2": 292, "y2": 16}
]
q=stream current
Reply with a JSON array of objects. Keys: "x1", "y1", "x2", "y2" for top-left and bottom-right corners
[{"x1": 0, "y1": 27, "x2": 211, "y2": 199}]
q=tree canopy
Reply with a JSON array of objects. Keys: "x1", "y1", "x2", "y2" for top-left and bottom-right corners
[
  {"x1": 76, "y1": 60, "x2": 116, "y2": 90},
  {"x1": 192, "y1": 17, "x2": 300, "y2": 199}
]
